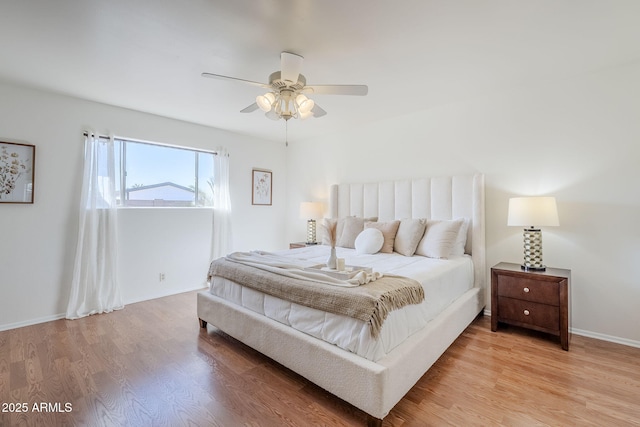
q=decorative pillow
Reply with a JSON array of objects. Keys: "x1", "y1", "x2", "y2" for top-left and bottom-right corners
[
  {"x1": 321, "y1": 216, "x2": 378, "y2": 247},
  {"x1": 337, "y1": 216, "x2": 365, "y2": 248},
  {"x1": 393, "y1": 218, "x2": 427, "y2": 256},
  {"x1": 415, "y1": 219, "x2": 464, "y2": 259},
  {"x1": 364, "y1": 220, "x2": 400, "y2": 253},
  {"x1": 450, "y1": 218, "x2": 470, "y2": 256},
  {"x1": 354, "y1": 228, "x2": 384, "y2": 255}
]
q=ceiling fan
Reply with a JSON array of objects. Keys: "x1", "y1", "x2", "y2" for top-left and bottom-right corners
[{"x1": 202, "y1": 52, "x2": 368, "y2": 121}]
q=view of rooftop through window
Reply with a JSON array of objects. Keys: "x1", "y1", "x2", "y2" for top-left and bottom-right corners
[{"x1": 115, "y1": 138, "x2": 215, "y2": 207}]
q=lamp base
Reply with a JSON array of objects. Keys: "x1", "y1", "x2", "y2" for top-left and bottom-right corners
[
  {"x1": 522, "y1": 228, "x2": 546, "y2": 271},
  {"x1": 521, "y1": 264, "x2": 546, "y2": 271},
  {"x1": 306, "y1": 219, "x2": 317, "y2": 245}
]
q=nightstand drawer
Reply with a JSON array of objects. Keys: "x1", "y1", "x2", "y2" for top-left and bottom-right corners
[
  {"x1": 498, "y1": 297, "x2": 559, "y2": 332},
  {"x1": 497, "y1": 275, "x2": 559, "y2": 306}
]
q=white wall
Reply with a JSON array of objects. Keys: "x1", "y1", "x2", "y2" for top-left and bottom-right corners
[
  {"x1": 2, "y1": 58, "x2": 639, "y2": 347},
  {"x1": 0, "y1": 82, "x2": 287, "y2": 330},
  {"x1": 285, "y1": 61, "x2": 640, "y2": 347}
]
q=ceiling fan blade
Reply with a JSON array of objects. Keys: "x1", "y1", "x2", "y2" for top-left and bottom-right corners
[
  {"x1": 201, "y1": 72, "x2": 269, "y2": 89},
  {"x1": 304, "y1": 85, "x2": 368, "y2": 96},
  {"x1": 311, "y1": 104, "x2": 327, "y2": 118},
  {"x1": 240, "y1": 103, "x2": 259, "y2": 113},
  {"x1": 281, "y1": 52, "x2": 304, "y2": 84}
]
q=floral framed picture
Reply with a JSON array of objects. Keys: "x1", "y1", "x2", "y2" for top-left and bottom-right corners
[
  {"x1": 0, "y1": 141, "x2": 35, "y2": 204},
  {"x1": 252, "y1": 169, "x2": 272, "y2": 205}
]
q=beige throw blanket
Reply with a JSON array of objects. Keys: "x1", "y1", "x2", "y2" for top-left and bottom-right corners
[
  {"x1": 223, "y1": 251, "x2": 384, "y2": 287},
  {"x1": 208, "y1": 253, "x2": 425, "y2": 338}
]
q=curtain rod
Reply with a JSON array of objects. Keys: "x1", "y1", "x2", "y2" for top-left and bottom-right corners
[
  {"x1": 82, "y1": 131, "x2": 111, "y2": 140},
  {"x1": 81, "y1": 131, "x2": 220, "y2": 155}
]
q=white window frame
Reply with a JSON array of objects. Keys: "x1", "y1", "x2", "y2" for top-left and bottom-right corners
[{"x1": 114, "y1": 137, "x2": 216, "y2": 208}]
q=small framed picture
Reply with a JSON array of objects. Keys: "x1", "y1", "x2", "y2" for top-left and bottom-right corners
[
  {"x1": 252, "y1": 169, "x2": 272, "y2": 205},
  {"x1": 0, "y1": 141, "x2": 35, "y2": 204}
]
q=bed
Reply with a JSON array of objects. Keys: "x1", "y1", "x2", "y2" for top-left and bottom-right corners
[{"x1": 197, "y1": 174, "x2": 486, "y2": 426}]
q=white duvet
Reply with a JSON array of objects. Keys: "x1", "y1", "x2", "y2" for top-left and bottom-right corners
[{"x1": 208, "y1": 245, "x2": 474, "y2": 361}]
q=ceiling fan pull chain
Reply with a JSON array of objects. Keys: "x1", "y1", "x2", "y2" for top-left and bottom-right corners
[{"x1": 285, "y1": 121, "x2": 289, "y2": 147}]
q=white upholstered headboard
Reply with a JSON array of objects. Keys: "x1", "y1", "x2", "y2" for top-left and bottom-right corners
[{"x1": 329, "y1": 174, "x2": 486, "y2": 289}]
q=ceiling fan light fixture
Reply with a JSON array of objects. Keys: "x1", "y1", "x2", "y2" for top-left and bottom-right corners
[
  {"x1": 256, "y1": 92, "x2": 275, "y2": 112},
  {"x1": 276, "y1": 91, "x2": 296, "y2": 117},
  {"x1": 296, "y1": 94, "x2": 315, "y2": 114},
  {"x1": 299, "y1": 110, "x2": 313, "y2": 120},
  {"x1": 265, "y1": 109, "x2": 279, "y2": 120},
  {"x1": 203, "y1": 51, "x2": 368, "y2": 123}
]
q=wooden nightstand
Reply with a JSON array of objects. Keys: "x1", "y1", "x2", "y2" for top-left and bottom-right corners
[{"x1": 491, "y1": 262, "x2": 571, "y2": 350}]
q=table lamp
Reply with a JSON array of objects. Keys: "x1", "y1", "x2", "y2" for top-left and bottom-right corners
[
  {"x1": 507, "y1": 196, "x2": 559, "y2": 271},
  {"x1": 299, "y1": 202, "x2": 323, "y2": 244}
]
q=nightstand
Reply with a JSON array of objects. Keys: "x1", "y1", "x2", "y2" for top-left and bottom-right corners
[
  {"x1": 289, "y1": 242, "x2": 319, "y2": 249},
  {"x1": 491, "y1": 262, "x2": 570, "y2": 350}
]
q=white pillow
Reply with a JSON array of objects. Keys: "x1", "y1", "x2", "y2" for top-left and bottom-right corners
[
  {"x1": 450, "y1": 218, "x2": 470, "y2": 256},
  {"x1": 355, "y1": 228, "x2": 384, "y2": 255},
  {"x1": 415, "y1": 219, "x2": 464, "y2": 259}
]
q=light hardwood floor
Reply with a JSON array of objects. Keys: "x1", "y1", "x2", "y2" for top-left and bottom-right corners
[{"x1": 1, "y1": 290, "x2": 639, "y2": 426}]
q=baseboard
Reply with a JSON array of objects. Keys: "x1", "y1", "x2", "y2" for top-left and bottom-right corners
[
  {"x1": 482, "y1": 309, "x2": 640, "y2": 349},
  {"x1": 0, "y1": 285, "x2": 208, "y2": 332},
  {"x1": 0, "y1": 313, "x2": 66, "y2": 332},
  {"x1": 570, "y1": 328, "x2": 640, "y2": 349},
  {"x1": 123, "y1": 284, "x2": 208, "y2": 305}
]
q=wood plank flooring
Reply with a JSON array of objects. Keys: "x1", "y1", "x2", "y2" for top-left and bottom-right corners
[{"x1": 1, "y1": 290, "x2": 639, "y2": 426}]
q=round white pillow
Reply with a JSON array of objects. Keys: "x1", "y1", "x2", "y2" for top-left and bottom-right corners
[{"x1": 354, "y1": 228, "x2": 384, "y2": 255}]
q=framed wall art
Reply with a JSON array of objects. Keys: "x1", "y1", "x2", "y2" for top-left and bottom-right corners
[
  {"x1": 252, "y1": 169, "x2": 272, "y2": 206},
  {"x1": 0, "y1": 141, "x2": 35, "y2": 204}
]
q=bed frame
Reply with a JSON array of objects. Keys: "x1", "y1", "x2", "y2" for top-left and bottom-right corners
[{"x1": 198, "y1": 174, "x2": 485, "y2": 426}]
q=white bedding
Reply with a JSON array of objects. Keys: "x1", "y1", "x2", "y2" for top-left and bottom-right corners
[{"x1": 208, "y1": 245, "x2": 474, "y2": 362}]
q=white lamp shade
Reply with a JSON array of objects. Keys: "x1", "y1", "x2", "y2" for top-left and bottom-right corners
[
  {"x1": 265, "y1": 109, "x2": 279, "y2": 120},
  {"x1": 507, "y1": 197, "x2": 559, "y2": 227},
  {"x1": 299, "y1": 110, "x2": 313, "y2": 120},
  {"x1": 296, "y1": 94, "x2": 315, "y2": 114},
  {"x1": 256, "y1": 92, "x2": 275, "y2": 112},
  {"x1": 300, "y1": 202, "x2": 323, "y2": 219}
]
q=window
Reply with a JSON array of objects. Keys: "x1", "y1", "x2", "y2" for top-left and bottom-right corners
[{"x1": 115, "y1": 138, "x2": 215, "y2": 207}]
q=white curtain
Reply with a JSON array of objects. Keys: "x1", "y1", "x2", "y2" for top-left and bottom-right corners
[
  {"x1": 211, "y1": 147, "x2": 232, "y2": 260},
  {"x1": 66, "y1": 133, "x2": 123, "y2": 319}
]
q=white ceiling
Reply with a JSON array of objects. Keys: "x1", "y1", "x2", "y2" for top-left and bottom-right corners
[{"x1": 1, "y1": 0, "x2": 639, "y2": 143}]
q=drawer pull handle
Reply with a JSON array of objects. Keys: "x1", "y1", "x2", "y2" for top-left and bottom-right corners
[
  {"x1": 523, "y1": 287, "x2": 530, "y2": 293},
  {"x1": 524, "y1": 309, "x2": 530, "y2": 316}
]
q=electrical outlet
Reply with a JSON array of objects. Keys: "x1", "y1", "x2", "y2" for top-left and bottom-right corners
[{"x1": 159, "y1": 273, "x2": 165, "y2": 282}]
